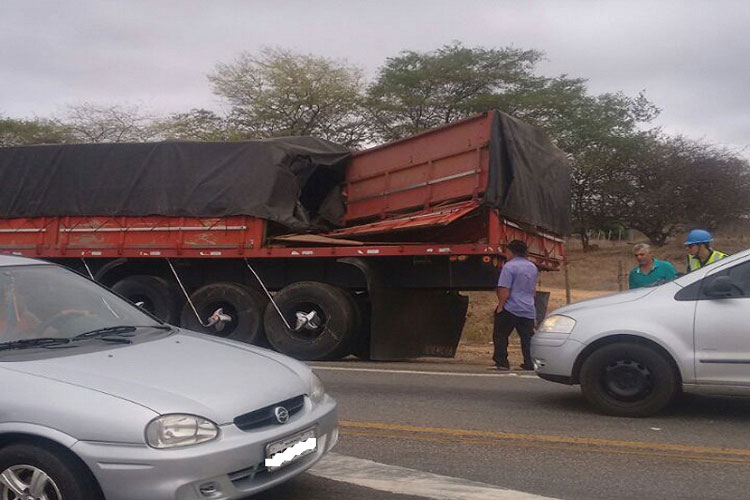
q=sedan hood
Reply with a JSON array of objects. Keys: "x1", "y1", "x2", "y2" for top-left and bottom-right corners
[
  {"x1": 7, "y1": 331, "x2": 310, "y2": 424},
  {"x1": 553, "y1": 286, "x2": 658, "y2": 315}
]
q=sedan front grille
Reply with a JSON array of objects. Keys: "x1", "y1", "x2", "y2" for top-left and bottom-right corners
[{"x1": 233, "y1": 395, "x2": 305, "y2": 431}]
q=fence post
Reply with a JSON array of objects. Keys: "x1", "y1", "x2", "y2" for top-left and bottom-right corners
[
  {"x1": 617, "y1": 259, "x2": 625, "y2": 292},
  {"x1": 564, "y1": 260, "x2": 572, "y2": 304}
]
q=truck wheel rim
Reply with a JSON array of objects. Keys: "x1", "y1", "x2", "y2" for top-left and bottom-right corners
[
  {"x1": 129, "y1": 294, "x2": 155, "y2": 315},
  {"x1": 201, "y1": 302, "x2": 238, "y2": 336},
  {"x1": 603, "y1": 359, "x2": 652, "y2": 401},
  {"x1": 0, "y1": 464, "x2": 62, "y2": 500},
  {"x1": 289, "y1": 303, "x2": 327, "y2": 339}
]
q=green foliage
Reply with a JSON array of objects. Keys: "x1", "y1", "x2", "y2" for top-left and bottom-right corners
[
  {"x1": 364, "y1": 43, "x2": 669, "y2": 246},
  {"x1": 208, "y1": 47, "x2": 368, "y2": 147},
  {"x1": 367, "y1": 42, "x2": 544, "y2": 141},
  {"x1": 0, "y1": 117, "x2": 71, "y2": 146},
  {"x1": 157, "y1": 109, "x2": 240, "y2": 141}
]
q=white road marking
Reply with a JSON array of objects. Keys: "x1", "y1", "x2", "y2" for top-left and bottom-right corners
[
  {"x1": 311, "y1": 366, "x2": 540, "y2": 379},
  {"x1": 309, "y1": 452, "x2": 558, "y2": 500}
]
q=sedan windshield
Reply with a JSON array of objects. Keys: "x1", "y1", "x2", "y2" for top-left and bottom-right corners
[{"x1": 0, "y1": 265, "x2": 163, "y2": 345}]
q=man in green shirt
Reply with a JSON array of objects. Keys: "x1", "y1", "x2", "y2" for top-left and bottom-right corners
[{"x1": 629, "y1": 243, "x2": 677, "y2": 289}]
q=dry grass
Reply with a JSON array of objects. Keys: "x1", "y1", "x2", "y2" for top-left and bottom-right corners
[{"x1": 456, "y1": 232, "x2": 750, "y2": 363}]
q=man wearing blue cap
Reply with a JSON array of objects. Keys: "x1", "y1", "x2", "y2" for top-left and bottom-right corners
[{"x1": 684, "y1": 229, "x2": 727, "y2": 273}]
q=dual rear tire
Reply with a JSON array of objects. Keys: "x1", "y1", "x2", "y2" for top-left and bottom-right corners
[
  {"x1": 111, "y1": 277, "x2": 269, "y2": 345},
  {"x1": 111, "y1": 275, "x2": 181, "y2": 325},
  {"x1": 111, "y1": 275, "x2": 362, "y2": 360},
  {"x1": 263, "y1": 282, "x2": 361, "y2": 360},
  {"x1": 179, "y1": 282, "x2": 269, "y2": 345}
]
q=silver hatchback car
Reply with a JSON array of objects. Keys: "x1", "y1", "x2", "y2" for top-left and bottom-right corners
[
  {"x1": 0, "y1": 256, "x2": 337, "y2": 500},
  {"x1": 533, "y1": 249, "x2": 750, "y2": 417}
]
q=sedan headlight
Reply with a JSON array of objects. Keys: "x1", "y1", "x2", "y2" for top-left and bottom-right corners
[
  {"x1": 146, "y1": 414, "x2": 218, "y2": 449},
  {"x1": 310, "y1": 372, "x2": 325, "y2": 404},
  {"x1": 538, "y1": 314, "x2": 576, "y2": 334}
]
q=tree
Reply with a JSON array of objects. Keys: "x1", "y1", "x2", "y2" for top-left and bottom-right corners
[
  {"x1": 366, "y1": 43, "x2": 661, "y2": 247},
  {"x1": 367, "y1": 43, "x2": 543, "y2": 141},
  {"x1": 618, "y1": 135, "x2": 692, "y2": 246},
  {"x1": 680, "y1": 140, "x2": 750, "y2": 231},
  {"x1": 156, "y1": 109, "x2": 238, "y2": 141},
  {"x1": 568, "y1": 132, "x2": 650, "y2": 248},
  {"x1": 0, "y1": 116, "x2": 72, "y2": 146},
  {"x1": 554, "y1": 93, "x2": 660, "y2": 248},
  {"x1": 58, "y1": 103, "x2": 160, "y2": 143},
  {"x1": 208, "y1": 48, "x2": 369, "y2": 147},
  {"x1": 608, "y1": 135, "x2": 750, "y2": 246}
]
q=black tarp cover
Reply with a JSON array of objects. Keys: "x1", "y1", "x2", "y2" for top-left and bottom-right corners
[
  {"x1": 484, "y1": 111, "x2": 571, "y2": 235},
  {"x1": 0, "y1": 138, "x2": 352, "y2": 231}
]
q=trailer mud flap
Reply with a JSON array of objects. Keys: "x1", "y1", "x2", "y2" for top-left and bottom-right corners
[
  {"x1": 337, "y1": 257, "x2": 469, "y2": 361},
  {"x1": 535, "y1": 291, "x2": 550, "y2": 325},
  {"x1": 368, "y1": 288, "x2": 469, "y2": 361}
]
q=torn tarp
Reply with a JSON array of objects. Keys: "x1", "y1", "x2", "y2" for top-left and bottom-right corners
[
  {"x1": 0, "y1": 137, "x2": 352, "y2": 231},
  {"x1": 484, "y1": 111, "x2": 571, "y2": 235}
]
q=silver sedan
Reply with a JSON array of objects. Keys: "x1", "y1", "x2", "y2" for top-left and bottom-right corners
[{"x1": 0, "y1": 256, "x2": 337, "y2": 500}]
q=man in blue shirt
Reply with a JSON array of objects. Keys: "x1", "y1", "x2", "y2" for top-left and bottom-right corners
[
  {"x1": 628, "y1": 243, "x2": 677, "y2": 289},
  {"x1": 491, "y1": 240, "x2": 538, "y2": 371}
]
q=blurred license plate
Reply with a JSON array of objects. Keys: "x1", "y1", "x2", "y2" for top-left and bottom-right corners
[{"x1": 265, "y1": 428, "x2": 317, "y2": 471}]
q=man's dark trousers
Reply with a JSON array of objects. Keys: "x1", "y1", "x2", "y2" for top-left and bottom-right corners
[{"x1": 493, "y1": 309, "x2": 535, "y2": 368}]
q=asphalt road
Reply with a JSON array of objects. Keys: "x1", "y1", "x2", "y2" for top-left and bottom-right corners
[{"x1": 256, "y1": 361, "x2": 750, "y2": 500}]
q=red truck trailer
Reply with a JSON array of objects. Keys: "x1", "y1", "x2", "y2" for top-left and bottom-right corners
[{"x1": 0, "y1": 110, "x2": 569, "y2": 360}]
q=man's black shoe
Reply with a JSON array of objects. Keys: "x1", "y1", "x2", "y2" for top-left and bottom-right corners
[{"x1": 487, "y1": 365, "x2": 511, "y2": 371}]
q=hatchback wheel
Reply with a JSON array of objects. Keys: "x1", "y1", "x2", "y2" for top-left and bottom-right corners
[
  {"x1": 580, "y1": 342, "x2": 678, "y2": 417},
  {"x1": 0, "y1": 444, "x2": 101, "y2": 500}
]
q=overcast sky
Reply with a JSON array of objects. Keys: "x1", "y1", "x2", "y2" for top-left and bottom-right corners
[{"x1": 2, "y1": 0, "x2": 749, "y2": 153}]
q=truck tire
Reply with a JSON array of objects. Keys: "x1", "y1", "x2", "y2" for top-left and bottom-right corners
[
  {"x1": 264, "y1": 282, "x2": 358, "y2": 361},
  {"x1": 180, "y1": 282, "x2": 268, "y2": 345},
  {"x1": 111, "y1": 275, "x2": 181, "y2": 324},
  {"x1": 579, "y1": 342, "x2": 678, "y2": 417}
]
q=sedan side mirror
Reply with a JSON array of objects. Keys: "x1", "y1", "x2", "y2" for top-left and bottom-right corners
[{"x1": 704, "y1": 276, "x2": 734, "y2": 298}]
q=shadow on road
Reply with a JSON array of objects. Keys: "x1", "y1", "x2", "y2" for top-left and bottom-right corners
[
  {"x1": 538, "y1": 390, "x2": 750, "y2": 421},
  {"x1": 532, "y1": 391, "x2": 593, "y2": 414},
  {"x1": 670, "y1": 393, "x2": 750, "y2": 419}
]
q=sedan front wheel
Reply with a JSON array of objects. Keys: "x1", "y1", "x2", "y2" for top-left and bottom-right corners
[{"x1": 0, "y1": 443, "x2": 101, "y2": 500}]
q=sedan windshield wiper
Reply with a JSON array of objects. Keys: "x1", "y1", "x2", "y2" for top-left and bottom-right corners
[
  {"x1": 72, "y1": 325, "x2": 172, "y2": 341},
  {"x1": 0, "y1": 337, "x2": 72, "y2": 351}
]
